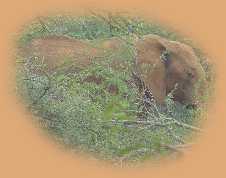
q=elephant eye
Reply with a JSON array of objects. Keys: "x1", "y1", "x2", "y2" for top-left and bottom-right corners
[
  {"x1": 187, "y1": 71, "x2": 194, "y2": 78},
  {"x1": 160, "y1": 50, "x2": 170, "y2": 62}
]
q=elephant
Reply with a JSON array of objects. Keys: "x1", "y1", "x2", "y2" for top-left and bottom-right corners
[{"x1": 18, "y1": 34, "x2": 207, "y2": 106}]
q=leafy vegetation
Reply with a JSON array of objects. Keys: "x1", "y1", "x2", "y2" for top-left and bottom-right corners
[{"x1": 15, "y1": 13, "x2": 212, "y2": 166}]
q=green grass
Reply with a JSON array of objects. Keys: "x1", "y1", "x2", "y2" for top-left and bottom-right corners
[{"x1": 15, "y1": 12, "x2": 213, "y2": 166}]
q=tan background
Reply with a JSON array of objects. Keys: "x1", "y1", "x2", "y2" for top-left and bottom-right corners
[{"x1": 0, "y1": 0, "x2": 225, "y2": 177}]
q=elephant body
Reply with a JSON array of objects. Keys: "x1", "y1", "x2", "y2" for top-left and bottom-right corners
[{"x1": 18, "y1": 35, "x2": 207, "y2": 106}]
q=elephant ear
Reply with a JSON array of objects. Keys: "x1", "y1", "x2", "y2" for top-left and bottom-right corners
[
  {"x1": 135, "y1": 36, "x2": 168, "y2": 104},
  {"x1": 156, "y1": 36, "x2": 207, "y2": 105}
]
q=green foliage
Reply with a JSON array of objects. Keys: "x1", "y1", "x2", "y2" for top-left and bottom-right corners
[{"x1": 18, "y1": 13, "x2": 182, "y2": 46}]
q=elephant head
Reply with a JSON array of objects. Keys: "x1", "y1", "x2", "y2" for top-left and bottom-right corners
[{"x1": 135, "y1": 34, "x2": 207, "y2": 106}]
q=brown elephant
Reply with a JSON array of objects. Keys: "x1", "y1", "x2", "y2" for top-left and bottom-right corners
[
  {"x1": 135, "y1": 34, "x2": 207, "y2": 106},
  {"x1": 18, "y1": 35, "x2": 207, "y2": 106}
]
